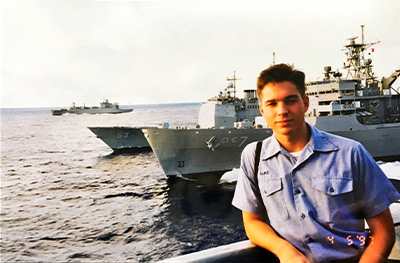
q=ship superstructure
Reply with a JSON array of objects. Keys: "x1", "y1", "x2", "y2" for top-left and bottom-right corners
[
  {"x1": 198, "y1": 71, "x2": 260, "y2": 129},
  {"x1": 304, "y1": 25, "x2": 400, "y2": 125},
  {"x1": 301, "y1": 26, "x2": 400, "y2": 158}
]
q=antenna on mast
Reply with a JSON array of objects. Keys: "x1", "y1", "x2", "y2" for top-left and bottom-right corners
[
  {"x1": 273, "y1": 52, "x2": 275, "y2": 65},
  {"x1": 361, "y1": 25, "x2": 364, "y2": 45},
  {"x1": 227, "y1": 71, "x2": 241, "y2": 98}
]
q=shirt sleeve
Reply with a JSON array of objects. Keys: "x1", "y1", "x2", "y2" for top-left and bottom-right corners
[
  {"x1": 232, "y1": 142, "x2": 266, "y2": 215},
  {"x1": 353, "y1": 143, "x2": 400, "y2": 219}
]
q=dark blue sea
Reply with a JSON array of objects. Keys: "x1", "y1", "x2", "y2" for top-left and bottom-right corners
[
  {"x1": 1, "y1": 103, "x2": 399, "y2": 262},
  {"x1": 0, "y1": 104, "x2": 246, "y2": 262}
]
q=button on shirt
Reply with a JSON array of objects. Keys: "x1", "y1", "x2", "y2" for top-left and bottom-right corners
[{"x1": 232, "y1": 124, "x2": 400, "y2": 262}]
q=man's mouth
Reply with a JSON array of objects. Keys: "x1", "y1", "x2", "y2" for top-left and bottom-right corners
[{"x1": 276, "y1": 119, "x2": 293, "y2": 125}]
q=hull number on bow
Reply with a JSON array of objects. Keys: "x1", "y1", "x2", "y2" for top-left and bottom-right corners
[
  {"x1": 117, "y1": 132, "x2": 129, "y2": 139},
  {"x1": 221, "y1": 136, "x2": 248, "y2": 147}
]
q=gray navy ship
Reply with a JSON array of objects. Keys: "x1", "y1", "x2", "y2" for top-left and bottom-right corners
[
  {"x1": 51, "y1": 99, "x2": 133, "y2": 116},
  {"x1": 143, "y1": 26, "x2": 400, "y2": 182},
  {"x1": 88, "y1": 126, "x2": 150, "y2": 152}
]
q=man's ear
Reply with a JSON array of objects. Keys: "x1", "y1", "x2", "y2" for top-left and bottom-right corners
[
  {"x1": 303, "y1": 95, "x2": 309, "y2": 112},
  {"x1": 259, "y1": 103, "x2": 264, "y2": 114}
]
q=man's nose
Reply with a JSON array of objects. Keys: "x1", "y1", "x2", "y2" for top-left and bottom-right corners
[{"x1": 277, "y1": 102, "x2": 288, "y2": 116}]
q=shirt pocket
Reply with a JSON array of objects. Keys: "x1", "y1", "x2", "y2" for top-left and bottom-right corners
[
  {"x1": 312, "y1": 177, "x2": 353, "y2": 196},
  {"x1": 259, "y1": 177, "x2": 289, "y2": 224},
  {"x1": 311, "y1": 176, "x2": 355, "y2": 223}
]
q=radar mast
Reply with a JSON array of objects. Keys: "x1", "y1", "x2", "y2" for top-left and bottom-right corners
[{"x1": 343, "y1": 25, "x2": 380, "y2": 86}]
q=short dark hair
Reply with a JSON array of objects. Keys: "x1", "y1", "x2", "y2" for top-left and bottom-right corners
[{"x1": 257, "y1": 64, "x2": 306, "y2": 99}]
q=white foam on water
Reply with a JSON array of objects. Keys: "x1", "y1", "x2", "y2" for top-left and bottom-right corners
[
  {"x1": 379, "y1": 161, "x2": 400, "y2": 180},
  {"x1": 219, "y1": 168, "x2": 240, "y2": 184}
]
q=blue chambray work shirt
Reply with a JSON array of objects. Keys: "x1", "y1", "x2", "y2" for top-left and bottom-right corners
[{"x1": 232, "y1": 124, "x2": 400, "y2": 262}]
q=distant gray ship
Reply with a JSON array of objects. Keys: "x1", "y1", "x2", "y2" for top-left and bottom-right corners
[
  {"x1": 143, "y1": 26, "x2": 400, "y2": 181},
  {"x1": 51, "y1": 99, "x2": 133, "y2": 116}
]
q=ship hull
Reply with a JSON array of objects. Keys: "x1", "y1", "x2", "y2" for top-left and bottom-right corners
[
  {"x1": 308, "y1": 114, "x2": 400, "y2": 160},
  {"x1": 143, "y1": 128, "x2": 273, "y2": 178},
  {"x1": 51, "y1": 109, "x2": 68, "y2": 116},
  {"x1": 88, "y1": 127, "x2": 150, "y2": 152},
  {"x1": 69, "y1": 108, "x2": 132, "y2": 114},
  {"x1": 144, "y1": 115, "x2": 400, "y2": 178},
  {"x1": 328, "y1": 128, "x2": 400, "y2": 161}
]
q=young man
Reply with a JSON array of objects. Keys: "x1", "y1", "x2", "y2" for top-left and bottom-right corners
[{"x1": 232, "y1": 64, "x2": 400, "y2": 263}]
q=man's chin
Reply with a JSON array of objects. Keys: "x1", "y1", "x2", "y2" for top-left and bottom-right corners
[{"x1": 275, "y1": 128, "x2": 294, "y2": 136}]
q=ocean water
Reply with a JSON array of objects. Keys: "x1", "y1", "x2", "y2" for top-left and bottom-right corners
[
  {"x1": 0, "y1": 104, "x2": 245, "y2": 263},
  {"x1": 1, "y1": 104, "x2": 400, "y2": 262}
]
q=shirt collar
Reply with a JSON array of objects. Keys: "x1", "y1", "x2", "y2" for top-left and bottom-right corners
[
  {"x1": 261, "y1": 123, "x2": 337, "y2": 160},
  {"x1": 261, "y1": 135, "x2": 281, "y2": 160},
  {"x1": 308, "y1": 124, "x2": 338, "y2": 153}
]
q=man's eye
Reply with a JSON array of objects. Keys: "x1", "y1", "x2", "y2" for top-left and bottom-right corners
[
  {"x1": 286, "y1": 99, "x2": 298, "y2": 104},
  {"x1": 266, "y1": 102, "x2": 276, "y2": 106}
]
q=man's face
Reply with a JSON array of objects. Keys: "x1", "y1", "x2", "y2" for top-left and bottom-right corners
[{"x1": 259, "y1": 81, "x2": 309, "y2": 137}]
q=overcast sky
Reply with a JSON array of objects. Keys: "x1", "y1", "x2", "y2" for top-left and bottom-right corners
[{"x1": 2, "y1": 0, "x2": 399, "y2": 108}]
